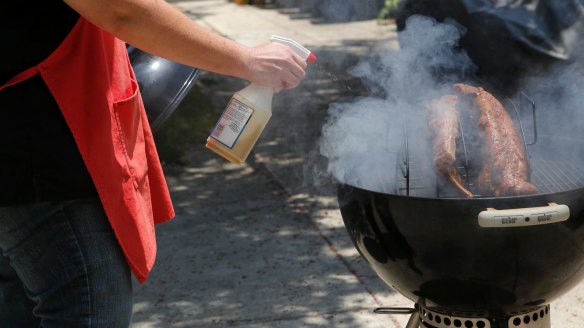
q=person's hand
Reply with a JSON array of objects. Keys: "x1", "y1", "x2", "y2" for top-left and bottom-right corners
[{"x1": 244, "y1": 42, "x2": 308, "y2": 93}]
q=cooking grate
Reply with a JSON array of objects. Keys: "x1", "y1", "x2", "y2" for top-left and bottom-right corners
[
  {"x1": 531, "y1": 159, "x2": 584, "y2": 194},
  {"x1": 397, "y1": 155, "x2": 584, "y2": 198},
  {"x1": 394, "y1": 93, "x2": 574, "y2": 198}
]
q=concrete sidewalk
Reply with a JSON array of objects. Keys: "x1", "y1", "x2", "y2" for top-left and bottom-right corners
[{"x1": 131, "y1": 1, "x2": 584, "y2": 327}]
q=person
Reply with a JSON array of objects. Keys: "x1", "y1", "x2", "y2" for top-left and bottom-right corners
[{"x1": 0, "y1": 0, "x2": 307, "y2": 327}]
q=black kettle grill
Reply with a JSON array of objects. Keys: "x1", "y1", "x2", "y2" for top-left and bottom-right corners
[
  {"x1": 336, "y1": 95, "x2": 584, "y2": 328},
  {"x1": 128, "y1": 46, "x2": 200, "y2": 132}
]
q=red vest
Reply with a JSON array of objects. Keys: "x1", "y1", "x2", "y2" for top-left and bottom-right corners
[{"x1": 0, "y1": 18, "x2": 175, "y2": 283}]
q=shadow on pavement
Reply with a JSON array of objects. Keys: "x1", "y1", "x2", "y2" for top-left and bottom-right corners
[{"x1": 131, "y1": 20, "x2": 406, "y2": 328}]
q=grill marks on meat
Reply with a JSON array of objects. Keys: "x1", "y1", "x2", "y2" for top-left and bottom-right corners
[
  {"x1": 427, "y1": 95, "x2": 473, "y2": 198},
  {"x1": 454, "y1": 84, "x2": 539, "y2": 197}
]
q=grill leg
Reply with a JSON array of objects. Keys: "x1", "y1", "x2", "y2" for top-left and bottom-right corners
[{"x1": 405, "y1": 311, "x2": 421, "y2": 328}]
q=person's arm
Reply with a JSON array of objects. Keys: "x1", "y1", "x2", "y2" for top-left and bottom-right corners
[{"x1": 63, "y1": 0, "x2": 307, "y2": 91}]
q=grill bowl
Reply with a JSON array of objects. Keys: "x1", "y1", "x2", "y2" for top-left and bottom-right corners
[{"x1": 338, "y1": 184, "x2": 584, "y2": 316}]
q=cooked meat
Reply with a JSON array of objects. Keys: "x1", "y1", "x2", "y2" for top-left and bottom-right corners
[
  {"x1": 454, "y1": 83, "x2": 539, "y2": 196},
  {"x1": 427, "y1": 95, "x2": 473, "y2": 198}
]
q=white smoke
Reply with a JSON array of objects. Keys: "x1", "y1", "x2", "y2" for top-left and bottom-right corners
[
  {"x1": 319, "y1": 16, "x2": 476, "y2": 193},
  {"x1": 519, "y1": 55, "x2": 584, "y2": 163}
]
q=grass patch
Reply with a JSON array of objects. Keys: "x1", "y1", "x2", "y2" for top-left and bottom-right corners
[{"x1": 153, "y1": 84, "x2": 218, "y2": 165}]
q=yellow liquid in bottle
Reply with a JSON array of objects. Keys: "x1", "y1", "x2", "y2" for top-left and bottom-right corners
[
  {"x1": 206, "y1": 92, "x2": 272, "y2": 164},
  {"x1": 206, "y1": 110, "x2": 271, "y2": 164},
  {"x1": 206, "y1": 36, "x2": 313, "y2": 164}
]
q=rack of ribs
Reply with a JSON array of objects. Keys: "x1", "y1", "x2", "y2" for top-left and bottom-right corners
[
  {"x1": 427, "y1": 95, "x2": 473, "y2": 198},
  {"x1": 454, "y1": 83, "x2": 539, "y2": 197}
]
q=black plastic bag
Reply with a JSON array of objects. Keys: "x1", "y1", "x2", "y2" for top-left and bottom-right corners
[
  {"x1": 396, "y1": 0, "x2": 584, "y2": 93},
  {"x1": 461, "y1": 0, "x2": 584, "y2": 59}
]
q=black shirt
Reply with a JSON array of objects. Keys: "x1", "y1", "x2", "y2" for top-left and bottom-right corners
[{"x1": 0, "y1": 1, "x2": 97, "y2": 205}]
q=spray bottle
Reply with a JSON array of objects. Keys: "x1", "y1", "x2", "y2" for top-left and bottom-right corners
[{"x1": 206, "y1": 35, "x2": 316, "y2": 164}]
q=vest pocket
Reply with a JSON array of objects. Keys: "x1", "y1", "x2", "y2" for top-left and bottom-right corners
[{"x1": 113, "y1": 78, "x2": 148, "y2": 188}]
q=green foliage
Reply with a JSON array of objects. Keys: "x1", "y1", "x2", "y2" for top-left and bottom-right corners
[
  {"x1": 153, "y1": 85, "x2": 217, "y2": 164},
  {"x1": 378, "y1": 0, "x2": 401, "y2": 20}
]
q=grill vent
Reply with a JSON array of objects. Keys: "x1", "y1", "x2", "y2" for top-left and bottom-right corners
[
  {"x1": 507, "y1": 305, "x2": 550, "y2": 328},
  {"x1": 416, "y1": 305, "x2": 550, "y2": 328}
]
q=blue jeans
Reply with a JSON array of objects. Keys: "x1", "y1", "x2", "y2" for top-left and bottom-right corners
[{"x1": 0, "y1": 198, "x2": 133, "y2": 327}]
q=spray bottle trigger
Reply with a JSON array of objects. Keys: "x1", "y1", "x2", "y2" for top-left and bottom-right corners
[
  {"x1": 307, "y1": 53, "x2": 317, "y2": 63},
  {"x1": 270, "y1": 35, "x2": 315, "y2": 62}
]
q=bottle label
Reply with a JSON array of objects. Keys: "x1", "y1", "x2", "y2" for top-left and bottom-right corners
[{"x1": 210, "y1": 98, "x2": 254, "y2": 148}]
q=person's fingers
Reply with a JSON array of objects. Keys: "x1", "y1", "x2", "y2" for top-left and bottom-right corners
[
  {"x1": 279, "y1": 68, "x2": 301, "y2": 89},
  {"x1": 291, "y1": 52, "x2": 308, "y2": 70},
  {"x1": 286, "y1": 59, "x2": 306, "y2": 80},
  {"x1": 246, "y1": 42, "x2": 309, "y2": 90}
]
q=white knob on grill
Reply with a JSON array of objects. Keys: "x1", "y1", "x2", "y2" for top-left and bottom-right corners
[{"x1": 478, "y1": 203, "x2": 570, "y2": 228}]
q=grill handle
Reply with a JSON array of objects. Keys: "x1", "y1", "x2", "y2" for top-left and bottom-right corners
[{"x1": 478, "y1": 203, "x2": 569, "y2": 228}]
